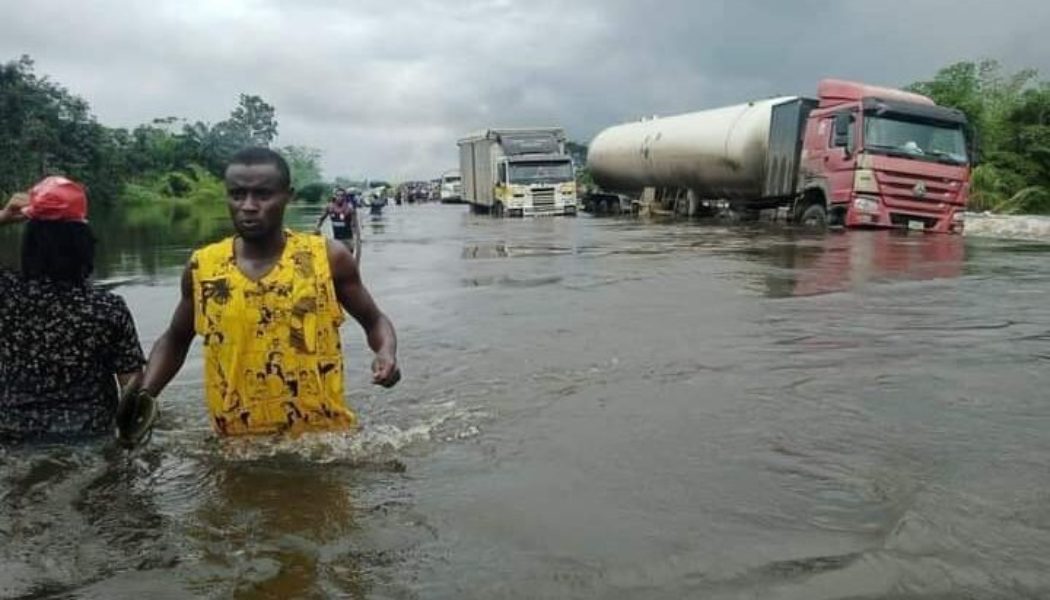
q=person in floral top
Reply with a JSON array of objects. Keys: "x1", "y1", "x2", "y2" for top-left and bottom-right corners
[{"x1": 0, "y1": 177, "x2": 146, "y2": 443}]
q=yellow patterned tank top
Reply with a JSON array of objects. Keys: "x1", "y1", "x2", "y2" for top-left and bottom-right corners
[{"x1": 190, "y1": 230, "x2": 357, "y2": 435}]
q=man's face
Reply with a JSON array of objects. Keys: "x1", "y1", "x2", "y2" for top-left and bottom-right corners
[{"x1": 224, "y1": 163, "x2": 292, "y2": 240}]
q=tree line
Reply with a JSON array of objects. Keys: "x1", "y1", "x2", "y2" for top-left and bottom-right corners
[
  {"x1": 2, "y1": 55, "x2": 1048, "y2": 214},
  {"x1": 0, "y1": 55, "x2": 326, "y2": 210},
  {"x1": 908, "y1": 60, "x2": 1050, "y2": 213}
]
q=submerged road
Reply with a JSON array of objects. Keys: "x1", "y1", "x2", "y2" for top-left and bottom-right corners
[{"x1": 3, "y1": 205, "x2": 1050, "y2": 599}]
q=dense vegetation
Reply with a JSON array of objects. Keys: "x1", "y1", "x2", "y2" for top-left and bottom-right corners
[
  {"x1": 2, "y1": 55, "x2": 1049, "y2": 214},
  {"x1": 907, "y1": 60, "x2": 1050, "y2": 214},
  {"x1": 0, "y1": 55, "x2": 327, "y2": 216}
]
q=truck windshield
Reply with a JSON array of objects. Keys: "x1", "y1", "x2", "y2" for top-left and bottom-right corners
[
  {"x1": 508, "y1": 161, "x2": 573, "y2": 184},
  {"x1": 863, "y1": 115, "x2": 969, "y2": 165},
  {"x1": 443, "y1": 176, "x2": 460, "y2": 184}
]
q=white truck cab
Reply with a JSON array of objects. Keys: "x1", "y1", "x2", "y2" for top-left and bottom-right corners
[{"x1": 458, "y1": 128, "x2": 577, "y2": 217}]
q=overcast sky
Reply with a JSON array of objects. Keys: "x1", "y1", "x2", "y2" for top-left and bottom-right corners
[{"x1": 2, "y1": 0, "x2": 1047, "y2": 180}]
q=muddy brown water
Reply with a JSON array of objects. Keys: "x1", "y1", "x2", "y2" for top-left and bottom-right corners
[{"x1": 2, "y1": 205, "x2": 1050, "y2": 599}]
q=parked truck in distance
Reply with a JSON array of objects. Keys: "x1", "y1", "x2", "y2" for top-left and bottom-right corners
[
  {"x1": 458, "y1": 128, "x2": 578, "y2": 217},
  {"x1": 587, "y1": 79, "x2": 973, "y2": 233},
  {"x1": 439, "y1": 170, "x2": 463, "y2": 203}
]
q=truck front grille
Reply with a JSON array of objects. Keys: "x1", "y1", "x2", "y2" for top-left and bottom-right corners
[{"x1": 532, "y1": 188, "x2": 555, "y2": 210}]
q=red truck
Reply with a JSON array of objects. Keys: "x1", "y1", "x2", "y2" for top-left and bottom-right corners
[{"x1": 587, "y1": 79, "x2": 973, "y2": 233}]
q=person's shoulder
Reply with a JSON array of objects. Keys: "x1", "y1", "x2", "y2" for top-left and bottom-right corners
[
  {"x1": 84, "y1": 286, "x2": 132, "y2": 316},
  {"x1": 196, "y1": 236, "x2": 234, "y2": 255},
  {"x1": 84, "y1": 288, "x2": 143, "y2": 334},
  {"x1": 285, "y1": 229, "x2": 326, "y2": 258},
  {"x1": 91, "y1": 286, "x2": 126, "y2": 303},
  {"x1": 191, "y1": 236, "x2": 235, "y2": 266},
  {"x1": 290, "y1": 228, "x2": 327, "y2": 243}
]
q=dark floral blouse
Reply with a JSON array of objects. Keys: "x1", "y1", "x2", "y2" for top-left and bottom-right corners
[{"x1": 0, "y1": 269, "x2": 146, "y2": 441}]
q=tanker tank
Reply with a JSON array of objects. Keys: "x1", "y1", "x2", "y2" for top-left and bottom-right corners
[{"x1": 587, "y1": 96, "x2": 797, "y2": 201}]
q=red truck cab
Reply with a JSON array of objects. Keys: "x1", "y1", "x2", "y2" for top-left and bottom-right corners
[{"x1": 799, "y1": 79, "x2": 971, "y2": 233}]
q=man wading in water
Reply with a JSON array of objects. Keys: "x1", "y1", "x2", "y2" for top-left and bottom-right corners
[{"x1": 131, "y1": 147, "x2": 400, "y2": 438}]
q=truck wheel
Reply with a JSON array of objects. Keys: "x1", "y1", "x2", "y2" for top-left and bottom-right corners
[{"x1": 797, "y1": 203, "x2": 827, "y2": 228}]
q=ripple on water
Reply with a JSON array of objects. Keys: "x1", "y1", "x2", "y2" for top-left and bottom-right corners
[
  {"x1": 0, "y1": 390, "x2": 483, "y2": 598},
  {"x1": 965, "y1": 213, "x2": 1050, "y2": 242},
  {"x1": 8, "y1": 207, "x2": 1050, "y2": 597}
]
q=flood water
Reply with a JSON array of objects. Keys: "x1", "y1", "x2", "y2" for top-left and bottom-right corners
[{"x1": 3, "y1": 204, "x2": 1050, "y2": 599}]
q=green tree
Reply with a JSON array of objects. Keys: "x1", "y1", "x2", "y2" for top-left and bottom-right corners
[
  {"x1": 0, "y1": 55, "x2": 126, "y2": 203},
  {"x1": 909, "y1": 61, "x2": 1050, "y2": 213},
  {"x1": 281, "y1": 145, "x2": 324, "y2": 188},
  {"x1": 1, "y1": 54, "x2": 290, "y2": 214},
  {"x1": 171, "y1": 95, "x2": 279, "y2": 178},
  {"x1": 296, "y1": 181, "x2": 331, "y2": 204},
  {"x1": 224, "y1": 93, "x2": 278, "y2": 147},
  {"x1": 176, "y1": 120, "x2": 233, "y2": 176}
]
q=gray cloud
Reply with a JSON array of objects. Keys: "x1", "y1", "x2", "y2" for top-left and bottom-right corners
[{"x1": 2, "y1": 0, "x2": 1047, "y2": 180}]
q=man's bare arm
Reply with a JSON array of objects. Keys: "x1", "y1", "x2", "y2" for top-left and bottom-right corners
[
  {"x1": 0, "y1": 193, "x2": 28, "y2": 227},
  {"x1": 314, "y1": 207, "x2": 330, "y2": 232},
  {"x1": 141, "y1": 264, "x2": 196, "y2": 396},
  {"x1": 327, "y1": 239, "x2": 399, "y2": 387},
  {"x1": 351, "y1": 210, "x2": 362, "y2": 262}
]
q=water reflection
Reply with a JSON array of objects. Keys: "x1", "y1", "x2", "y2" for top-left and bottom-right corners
[
  {"x1": 0, "y1": 202, "x2": 322, "y2": 280},
  {"x1": 6, "y1": 205, "x2": 1050, "y2": 598},
  {"x1": 0, "y1": 444, "x2": 368, "y2": 597},
  {"x1": 187, "y1": 457, "x2": 365, "y2": 598},
  {"x1": 0, "y1": 444, "x2": 170, "y2": 597},
  {"x1": 731, "y1": 230, "x2": 966, "y2": 298},
  {"x1": 367, "y1": 215, "x2": 386, "y2": 236},
  {"x1": 461, "y1": 243, "x2": 509, "y2": 259}
]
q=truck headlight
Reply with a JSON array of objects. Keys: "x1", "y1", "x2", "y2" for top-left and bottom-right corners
[{"x1": 852, "y1": 196, "x2": 880, "y2": 214}]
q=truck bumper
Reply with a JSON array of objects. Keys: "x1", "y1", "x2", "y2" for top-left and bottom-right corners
[
  {"x1": 844, "y1": 201, "x2": 964, "y2": 234},
  {"x1": 511, "y1": 204, "x2": 578, "y2": 217}
]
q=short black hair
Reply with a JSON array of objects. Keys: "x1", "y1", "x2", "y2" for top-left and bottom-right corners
[
  {"x1": 227, "y1": 147, "x2": 292, "y2": 190},
  {"x1": 21, "y1": 221, "x2": 95, "y2": 284}
]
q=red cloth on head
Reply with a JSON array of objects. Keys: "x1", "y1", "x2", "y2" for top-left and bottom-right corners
[{"x1": 23, "y1": 177, "x2": 88, "y2": 222}]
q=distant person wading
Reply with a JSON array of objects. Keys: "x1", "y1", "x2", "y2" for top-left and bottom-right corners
[{"x1": 315, "y1": 187, "x2": 362, "y2": 262}]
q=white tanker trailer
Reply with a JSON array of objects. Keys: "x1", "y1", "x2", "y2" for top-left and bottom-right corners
[
  {"x1": 588, "y1": 97, "x2": 797, "y2": 201},
  {"x1": 586, "y1": 79, "x2": 973, "y2": 233}
]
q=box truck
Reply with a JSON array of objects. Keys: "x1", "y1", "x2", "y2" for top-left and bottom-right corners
[{"x1": 458, "y1": 128, "x2": 578, "y2": 217}]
